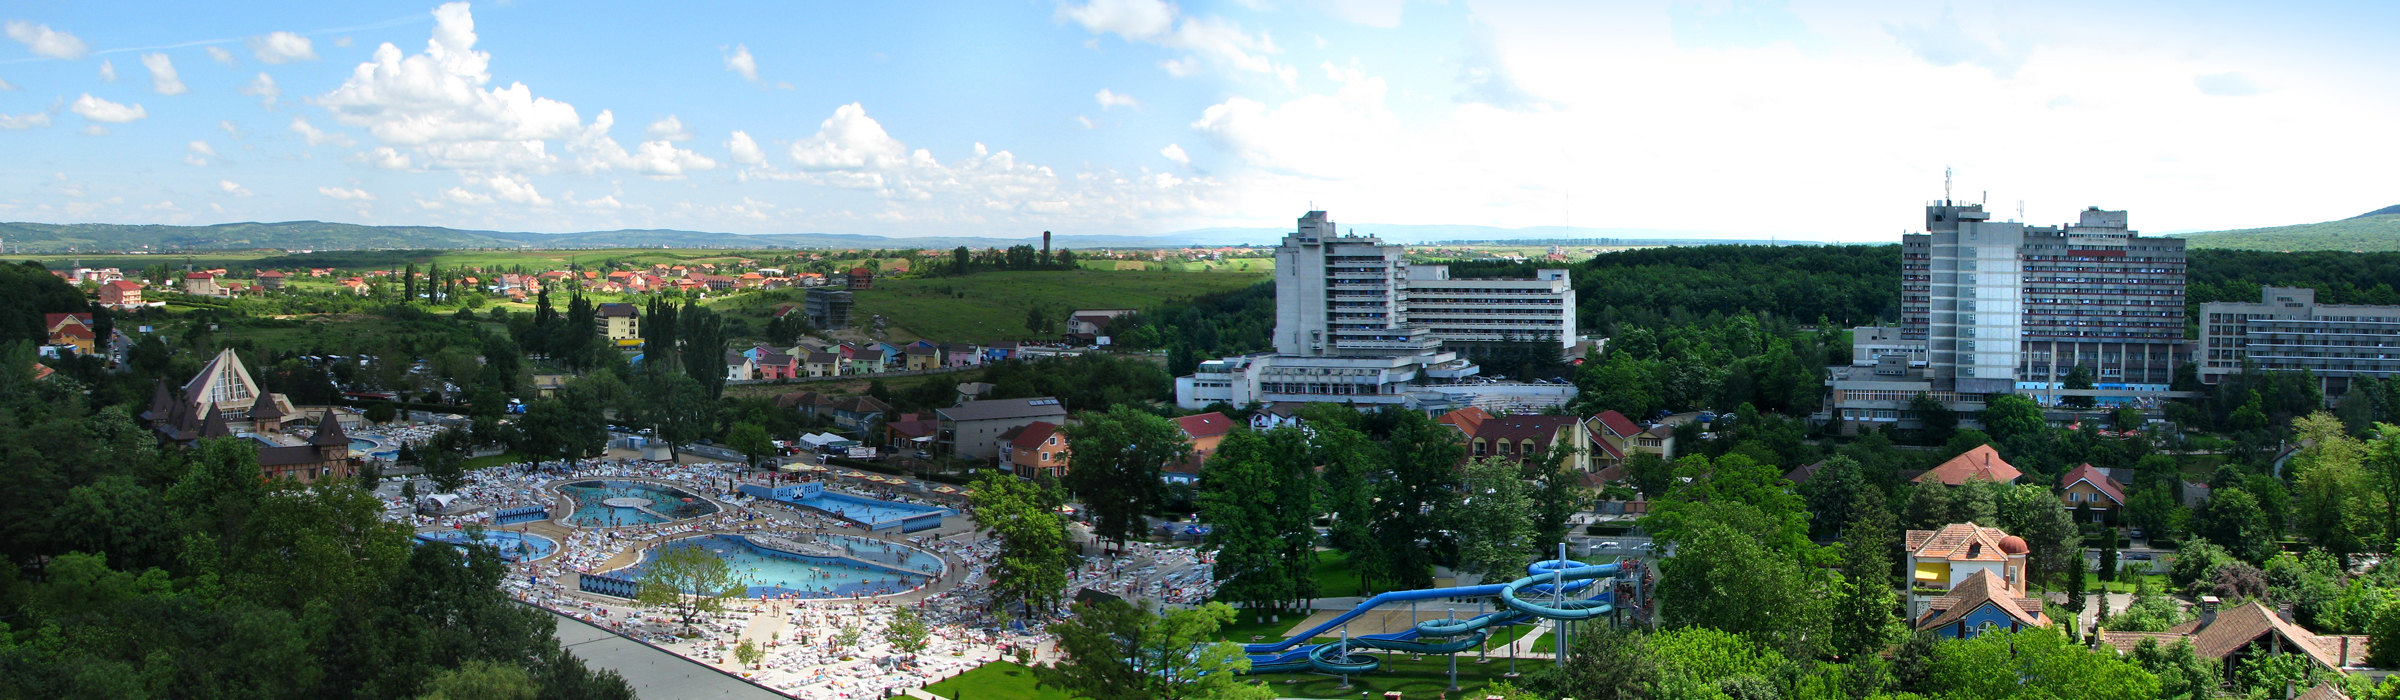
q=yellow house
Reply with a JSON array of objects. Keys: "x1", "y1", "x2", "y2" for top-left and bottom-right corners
[
  {"x1": 598, "y1": 303, "x2": 641, "y2": 347},
  {"x1": 2058, "y1": 463, "x2": 2126, "y2": 523},
  {"x1": 1904, "y1": 523, "x2": 2029, "y2": 621}
]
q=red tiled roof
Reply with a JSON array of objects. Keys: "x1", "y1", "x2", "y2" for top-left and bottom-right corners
[
  {"x1": 1906, "y1": 523, "x2": 2015, "y2": 562},
  {"x1": 1174, "y1": 412, "x2": 1233, "y2": 439},
  {"x1": 1437, "y1": 406, "x2": 1491, "y2": 436},
  {"x1": 1912, "y1": 444, "x2": 2022, "y2": 485},
  {"x1": 2060, "y1": 463, "x2": 2127, "y2": 506},
  {"x1": 1010, "y1": 421, "x2": 1061, "y2": 451},
  {"x1": 1595, "y1": 410, "x2": 1641, "y2": 438},
  {"x1": 1916, "y1": 569, "x2": 2046, "y2": 631},
  {"x1": 105, "y1": 279, "x2": 142, "y2": 290}
]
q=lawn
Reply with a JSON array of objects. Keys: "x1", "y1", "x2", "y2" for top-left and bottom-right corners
[
  {"x1": 852, "y1": 270, "x2": 1265, "y2": 342},
  {"x1": 1244, "y1": 651, "x2": 1550, "y2": 698},
  {"x1": 1311, "y1": 550, "x2": 1364, "y2": 599},
  {"x1": 2081, "y1": 571, "x2": 2171, "y2": 595},
  {"x1": 923, "y1": 662, "x2": 1072, "y2": 700},
  {"x1": 462, "y1": 453, "x2": 532, "y2": 470}
]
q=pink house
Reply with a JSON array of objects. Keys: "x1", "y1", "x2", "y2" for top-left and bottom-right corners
[{"x1": 755, "y1": 353, "x2": 799, "y2": 380}]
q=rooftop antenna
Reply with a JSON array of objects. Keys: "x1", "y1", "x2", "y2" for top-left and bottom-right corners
[
  {"x1": 1944, "y1": 167, "x2": 1953, "y2": 204},
  {"x1": 2017, "y1": 200, "x2": 2025, "y2": 223}
]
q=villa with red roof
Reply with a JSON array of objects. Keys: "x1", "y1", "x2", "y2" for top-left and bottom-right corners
[
  {"x1": 1911, "y1": 444, "x2": 2022, "y2": 485},
  {"x1": 1587, "y1": 410, "x2": 1673, "y2": 470},
  {"x1": 2058, "y1": 463, "x2": 2127, "y2": 523},
  {"x1": 1165, "y1": 412, "x2": 1235, "y2": 481},
  {"x1": 999, "y1": 421, "x2": 1069, "y2": 479},
  {"x1": 1905, "y1": 522, "x2": 2042, "y2": 636},
  {"x1": 100, "y1": 279, "x2": 145, "y2": 308}
]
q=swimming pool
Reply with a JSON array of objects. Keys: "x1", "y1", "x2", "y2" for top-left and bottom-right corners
[
  {"x1": 417, "y1": 530, "x2": 559, "y2": 562},
  {"x1": 618, "y1": 534, "x2": 938, "y2": 598},
  {"x1": 559, "y1": 480, "x2": 719, "y2": 527},
  {"x1": 349, "y1": 437, "x2": 398, "y2": 461}
]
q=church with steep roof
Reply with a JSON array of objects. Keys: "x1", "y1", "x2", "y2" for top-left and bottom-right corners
[{"x1": 141, "y1": 349, "x2": 357, "y2": 484}]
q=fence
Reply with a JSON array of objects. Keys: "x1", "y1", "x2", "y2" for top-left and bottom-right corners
[
  {"x1": 579, "y1": 572, "x2": 640, "y2": 599},
  {"x1": 495, "y1": 505, "x2": 550, "y2": 525}
]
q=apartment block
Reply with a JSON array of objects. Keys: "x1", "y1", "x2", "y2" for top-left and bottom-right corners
[{"x1": 2199, "y1": 286, "x2": 2400, "y2": 395}]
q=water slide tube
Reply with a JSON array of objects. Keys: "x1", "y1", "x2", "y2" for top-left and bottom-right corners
[{"x1": 1240, "y1": 560, "x2": 1625, "y2": 675}]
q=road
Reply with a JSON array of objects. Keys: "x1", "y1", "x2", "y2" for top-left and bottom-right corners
[{"x1": 547, "y1": 610, "x2": 786, "y2": 700}]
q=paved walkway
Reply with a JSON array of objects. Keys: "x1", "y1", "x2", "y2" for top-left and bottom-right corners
[{"x1": 548, "y1": 610, "x2": 786, "y2": 700}]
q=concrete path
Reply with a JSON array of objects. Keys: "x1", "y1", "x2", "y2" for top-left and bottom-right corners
[{"x1": 548, "y1": 611, "x2": 786, "y2": 700}]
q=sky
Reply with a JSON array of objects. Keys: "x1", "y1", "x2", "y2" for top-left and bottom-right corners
[{"x1": 3, "y1": 0, "x2": 2398, "y2": 242}]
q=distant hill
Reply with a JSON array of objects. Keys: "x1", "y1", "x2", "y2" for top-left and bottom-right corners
[
  {"x1": 2173, "y1": 207, "x2": 2400, "y2": 252},
  {"x1": 0, "y1": 219, "x2": 1819, "y2": 254}
]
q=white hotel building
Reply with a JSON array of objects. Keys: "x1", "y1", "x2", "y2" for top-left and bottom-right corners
[{"x1": 1174, "y1": 211, "x2": 1580, "y2": 412}]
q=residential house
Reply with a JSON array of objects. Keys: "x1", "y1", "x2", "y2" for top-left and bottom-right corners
[
  {"x1": 1439, "y1": 407, "x2": 1593, "y2": 472},
  {"x1": 183, "y1": 272, "x2": 224, "y2": 296},
  {"x1": 1905, "y1": 523, "x2": 2033, "y2": 623},
  {"x1": 1000, "y1": 421, "x2": 1070, "y2": 479},
  {"x1": 1166, "y1": 412, "x2": 1235, "y2": 483},
  {"x1": 846, "y1": 267, "x2": 874, "y2": 289},
  {"x1": 725, "y1": 350, "x2": 756, "y2": 381},
  {"x1": 944, "y1": 343, "x2": 982, "y2": 368},
  {"x1": 905, "y1": 344, "x2": 941, "y2": 370},
  {"x1": 805, "y1": 352, "x2": 843, "y2": 377},
  {"x1": 1911, "y1": 445, "x2": 2023, "y2": 486},
  {"x1": 985, "y1": 341, "x2": 1021, "y2": 362},
  {"x1": 1588, "y1": 410, "x2": 1674, "y2": 469},
  {"x1": 341, "y1": 278, "x2": 370, "y2": 295},
  {"x1": 1064, "y1": 309, "x2": 1137, "y2": 344},
  {"x1": 886, "y1": 413, "x2": 940, "y2": 453},
  {"x1": 1911, "y1": 568, "x2": 2048, "y2": 640},
  {"x1": 2097, "y1": 599, "x2": 2368, "y2": 680},
  {"x1": 755, "y1": 353, "x2": 799, "y2": 380},
  {"x1": 936, "y1": 397, "x2": 1069, "y2": 461},
  {"x1": 1248, "y1": 403, "x2": 1305, "y2": 430},
  {"x1": 45, "y1": 313, "x2": 96, "y2": 354},
  {"x1": 256, "y1": 270, "x2": 289, "y2": 290},
  {"x1": 99, "y1": 279, "x2": 144, "y2": 308},
  {"x1": 598, "y1": 303, "x2": 641, "y2": 347},
  {"x1": 828, "y1": 396, "x2": 890, "y2": 433},
  {"x1": 2058, "y1": 463, "x2": 2126, "y2": 524}
]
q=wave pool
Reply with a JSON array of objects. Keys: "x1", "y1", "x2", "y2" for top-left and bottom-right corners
[
  {"x1": 560, "y1": 480, "x2": 718, "y2": 527},
  {"x1": 619, "y1": 534, "x2": 938, "y2": 599},
  {"x1": 417, "y1": 530, "x2": 558, "y2": 562}
]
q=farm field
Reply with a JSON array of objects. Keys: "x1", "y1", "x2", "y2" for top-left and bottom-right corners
[
  {"x1": 852, "y1": 270, "x2": 1266, "y2": 342},
  {"x1": 1077, "y1": 257, "x2": 1274, "y2": 273}
]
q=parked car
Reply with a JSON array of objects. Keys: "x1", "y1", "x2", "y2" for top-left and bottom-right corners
[
  {"x1": 1597, "y1": 541, "x2": 1622, "y2": 549},
  {"x1": 2125, "y1": 552, "x2": 2154, "y2": 561}
]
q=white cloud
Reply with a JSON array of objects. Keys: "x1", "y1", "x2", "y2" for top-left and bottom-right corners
[
  {"x1": 97, "y1": 59, "x2": 116, "y2": 83},
  {"x1": 290, "y1": 115, "x2": 354, "y2": 146},
  {"x1": 318, "y1": 186, "x2": 376, "y2": 201},
  {"x1": 1191, "y1": 62, "x2": 1398, "y2": 178},
  {"x1": 1076, "y1": 115, "x2": 1096, "y2": 129},
  {"x1": 568, "y1": 110, "x2": 719, "y2": 178},
  {"x1": 573, "y1": 194, "x2": 623, "y2": 210},
  {"x1": 1057, "y1": 0, "x2": 1283, "y2": 79},
  {"x1": 724, "y1": 44, "x2": 759, "y2": 82},
  {"x1": 0, "y1": 77, "x2": 14, "y2": 91},
  {"x1": 646, "y1": 114, "x2": 694, "y2": 141},
  {"x1": 250, "y1": 31, "x2": 319, "y2": 64},
  {"x1": 1161, "y1": 143, "x2": 1190, "y2": 166},
  {"x1": 142, "y1": 53, "x2": 187, "y2": 95},
  {"x1": 333, "y1": 36, "x2": 353, "y2": 48},
  {"x1": 445, "y1": 172, "x2": 548, "y2": 205},
  {"x1": 1885, "y1": 9, "x2": 2031, "y2": 79},
  {"x1": 218, "y1": 180, "x2": 253, "y2": 197},
  {"x1": 0, "y1": 112, "x2": 49, "y2": 130},
  {"x1": 220, "y1": 120, "x2": 243, "y2": 139},
  {"x1": 69, "y1": 94, "x2": 146, "y2": 123},
  {"x1": 5, "y1": 21, "x2": 88, "y2": 59},
  {"x1": 789, "y1": 103, "x2": 908, "y2": 172},
  {"x1": 725, "y1": 130, "x2": 767, "y2": 166},
  {"x1": 1320, "y1": 0, "x2": 1406, "y2": 28},
  {"x1": 2195, "y1": 72, "x2": 2267, "y2": 97},
  {"x1": 206, "y1": 46, "x2": 238, "y2": 65},
  {"x1": 240, "y1": 72, "x2": 280, "y2": 108},
  {"x1": 1096, "y1": 88, "x2": 1140, "y2": 109},
  {"x1": 1455, "y1": 23, "x2": 1551, "y2": 112},
  {"x1": 359, "y1": 146, "x2": 412, "y2": 170},
  {"x1": 83, "y1": 125, "x2": 106, "y2": 136},
  {"x1": 186, "y1": 140, "x2": 218, "y2": 165},
  {"x1": 314, "y1": 2, "x2": 581, "y2": 171}
]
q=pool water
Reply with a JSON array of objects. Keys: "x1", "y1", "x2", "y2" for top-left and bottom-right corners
[
  {"x1": 625, "y1": 534, "x2": 937, "y2": 599},
  {"x1": 349, "y1": 437, "x2": 398, "y2": 461},
  {"x1": 560, "y1": 480, "x2": 719, "y2": 527},
  {"x1": 798, "y1": 494, "x2": 942, "y2": 526},
  {"x1": 418, "y1": 530, "x2": 559, "y2": 562}
]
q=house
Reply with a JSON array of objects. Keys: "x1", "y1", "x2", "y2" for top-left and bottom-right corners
[
  {"x1": 805, "y1": 352, "x2": 843, "y2": 377},
  {"x1": 828, "y1": 396, "x2": 890, "y2": 432},
  {"x1": 725, "y1": 350, "x2": 756, "y2": 381},
  {"x1": 1064, "y1": 309, "x2": 1137, "y2": 344},
  {"x1": 598, "y1": 303, "x2": 641, "y2": 347},
  {"x1": 2059, "y1": 463, "x2": 2127, "y2": 523},
  {"x1": 905, "y1": 344, "x2": 941, "y2": 371},
  {"x1": 1166, "y1": 412, "x2": 1235, "y2": 483},
  {"x1": 886, "y1": 413, "x2": 940, "y2": 452},
  {"x1": 183, "y1": 272, "x2": 224, "y2": 296},
  {"x1": 1912, "y1": 444, "x2": 2023, "y2": 486},
  {"x1": 1440, "y1": 407, "x2": 1593, "y2": 472},
  {"x1": 1588, "y1": 410, "x2": 1673, "y2": 469},
  {"x1": 1000, "y1": 421, "x2": 1070, "y2": 479},
  {"x1": 944, "y1": 343, "x2": 982, "y2": 367},
  {"x1": 256, "y1": 270, "x2": 288, "y2": 290},
  {"x1": 1905, "y1": 523, "x2": 2033, "y2": 622},
  {"x1": 985, "y1": 341, "x2": 1020, "y2": 362},
  {"x1": 99, "y1": 279, "x2": 144, "y2": 307},
  {"x1": 138, "y1": 350, "x2": 353, "y2": 484},
  {"x1": 1911, "y1": 568, "x2": 2048, "y2": 640},
  {"x1": 936, "y1": 397, "x2": 1069, "y2": 461},
  {"x1": 2097, "y1": 599, "x2": 2368, "y2": 679},
  {"x1": 847, "y1": 267, "x2": 874, "y2": 289},
  {"x1": 755, "y1": 353, "x2": 799, "y2": 380},
  {"x1": 45, "y1": 313, "x2": 95, "y2": 354},
  {"x1": 1249, "y1": 403, "x2": 1305, "y2": 430}
]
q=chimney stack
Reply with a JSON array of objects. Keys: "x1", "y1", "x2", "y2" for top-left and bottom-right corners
[
  {"x1": 1042, "y1": 231, "x2": 1052, "y2": 257},
  {"x1": 2201, "y1": 596, "x2": 2220, "y2": 628}
]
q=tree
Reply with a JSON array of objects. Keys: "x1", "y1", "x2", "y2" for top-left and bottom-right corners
[
  {"x1": 1910, "y1": 392, "x2": 1958, "y2": 445},
  {"x1": 882, "y1": 606, "x2": 931, "y2": 659},
  {"x1": 1524, "y1": 442, "x2": 1589, "y2": 553},
  {"x1": 2292, "y1": 412, "x2": 2379, "y2": 563},
  {"x1": 2061, "y1": 364, "x2": 2098, "y2": 410},
  {"x1": 1457, "y1": 456, "x2": 1536, "y2": 582},
  {"x1": 1364, "y1": 408, "x2": 1465, "y2": 591},
  {"x1": 1062, "y1": 405, "x2": 1191, "y2": 549},
  {"x1": 1981, "y1": 393, "x2": 2048, "y2": 446},
  {"x1": 635, "y1": 542, "x2": 743, "y2": 635},
  {"x1": 1197, "y1": 428, "x2": 1317, "y2": 611},
  {"x1": 2129, "y1": 638, "x2": 2218, "y2": 700},
  {"x1": 725, "y1": 422, "x2": 773, "y2": 471},
  {"x1": 364, "y1": 400, "x2": 399, "y2": 425},
  {"x1": 1654, "y1": 515, "x2": 1835, "y2": 657},
  {"x1": 1831, "y1": 489, "x2": 1901, "y2": 660},
  {"x1": 1036, "y1": 601, "x2": 1261, "y2": 700},
  {"x1": 1304, "y1": 406, "x2": 1379, "y2": 569},
  {"x1": 420, "y1": 427, "x2": 472, "y2": 493},
  {"x1": 2194, "y1": 487, "x2": 2276, "y2": 564},
  {"x1": 2369, "y1": 597, "x2": 2400, "y2": 668},
  {"x1": 415, "y1": 659, "x2": 538, "y2": 700},
  {"x1": 1523, "y1": 622, "x2": 1660, "y2": 700},
  {"x1": 1924, "y1": 628, "x2": 2160, "y2": 700},
  {"x1": 968, "y1": 469, "x2": 1071, "y2": 616},
  {"x1": 733, "y1": 639, "x2": 763, "y2": 670}
]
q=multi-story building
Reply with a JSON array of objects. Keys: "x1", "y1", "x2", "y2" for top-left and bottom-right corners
[
  {"x1": 1905, "y1": 203, "x2": 2188, "y2": 395},
  {"x1": 1176, "y1": 211, "x2": 1580, "y2": 412},
  {"x1": 2199, "y1": 286, "x2": 2400, "y2": 396},
  {"x1": 938, "y1": 397, "x2": 1069, "y2": 462},
  {"x1": 805, "y1": 288, "x2": 854, "y2": 330},
  {"x1": 598, "y1": 303, "x2": 641, "y2": 347}
]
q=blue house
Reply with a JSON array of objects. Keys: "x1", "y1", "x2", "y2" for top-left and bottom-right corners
[{"x1": 1913, "y1": 569, "x2": 2048, "y2": 640}]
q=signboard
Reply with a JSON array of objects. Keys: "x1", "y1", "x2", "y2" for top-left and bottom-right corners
[
  {"x1": 846, "y1": 446, "x2": 878, "y2": 459},
  {"x1": 1095, "y1": 336, "x2": 1111, "y2": 346}
]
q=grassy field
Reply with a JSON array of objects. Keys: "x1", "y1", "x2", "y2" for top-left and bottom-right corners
[
  {"x1": 2175, "y1": 213, "x2": 2400, "y2": 252},
  {"x1": 1077, "y1": 258, "x2": 1275, "y2": 273},
  {"x1": 853, "y1": 270, "x2": 1265, "y2": 342},
  {"x1": 923, "y1": 662, "x2": 1070, "y2": 700},
  {"x1": 1246, "y1": 651, "x2": 1545, "y2": 698}
]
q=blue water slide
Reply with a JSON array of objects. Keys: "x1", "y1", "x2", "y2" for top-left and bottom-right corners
[{"x1": 1238, "y1": 559, "x2": 1628, "y2": 675}]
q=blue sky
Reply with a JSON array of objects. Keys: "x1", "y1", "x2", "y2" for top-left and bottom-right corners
[{"x1": 3, "y1": 0, "x2": 2398, "y2": 241}]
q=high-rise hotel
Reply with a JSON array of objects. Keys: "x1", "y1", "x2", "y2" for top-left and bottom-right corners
[{"x1": 1174, "y1": 211, "x2": 1580, "y2": 412}]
